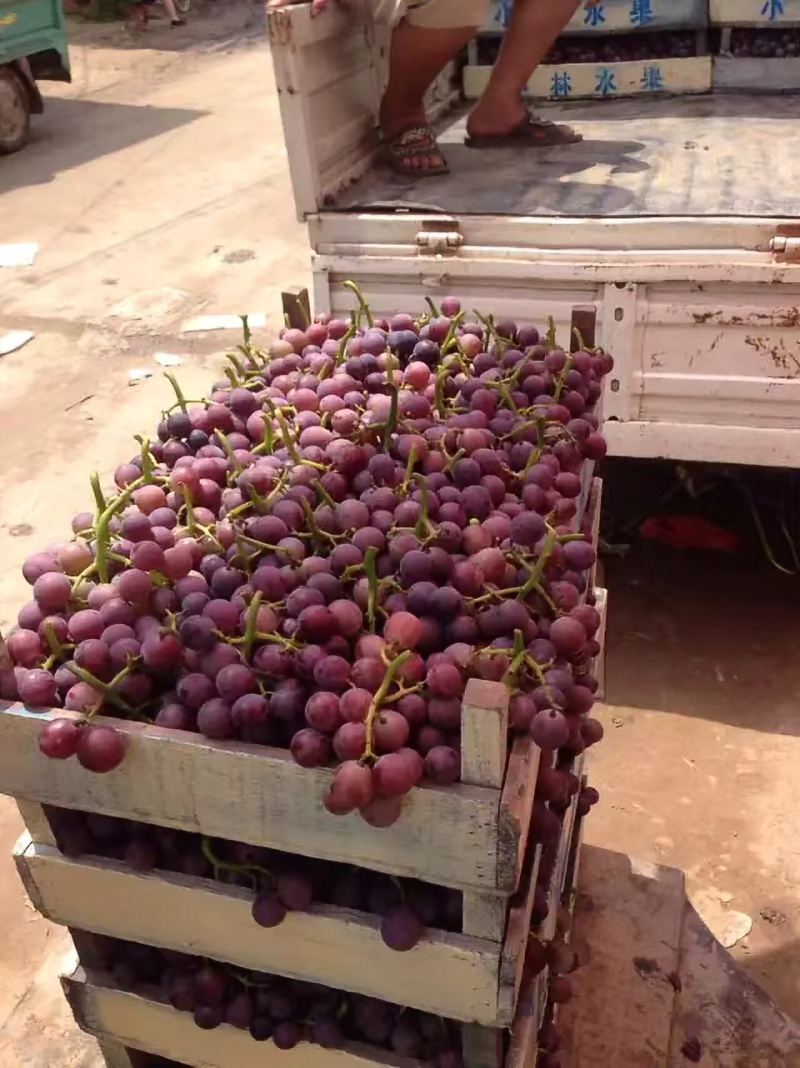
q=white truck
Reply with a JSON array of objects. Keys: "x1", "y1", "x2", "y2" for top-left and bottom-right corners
[{"x1": 267, "y1": 2, "x2": 800, "y2": 468}]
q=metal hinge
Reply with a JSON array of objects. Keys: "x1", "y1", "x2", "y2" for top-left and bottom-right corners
[
  {"x1": 770, "y1": 234, "x2": 800, "y2": 261},
  {"x1": 415, "y1": 218, "x2": 463, "y2": 256}
]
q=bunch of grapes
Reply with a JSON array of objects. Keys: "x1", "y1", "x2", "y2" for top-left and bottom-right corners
[
  {"x1": 2, "y1": 290, "x2": 610, "y2": 825},
  {"x1": 49, "y1": 805, "x2": 462, "y2": 952},
  {"x1": 730, "y1": 27, "x2": 800, "y2": 58},
  {"x1": 96, "y1": 935, "x2": 464, "y2": 1064},
  {"x1": 544, "y1": 30, "x2": 697, "y2": 64}
]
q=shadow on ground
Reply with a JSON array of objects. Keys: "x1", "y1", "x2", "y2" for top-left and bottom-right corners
[
  {"x1": 600, "y1": 459, "x2": 800, "y2": 737},
  {"x1": 0, "y1": 98, "x2": 206, "y2": 191}
]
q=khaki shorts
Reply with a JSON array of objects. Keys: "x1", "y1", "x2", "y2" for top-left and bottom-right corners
[{"x1": 377, "y1": 0, "x2": 490, "y2": 29}]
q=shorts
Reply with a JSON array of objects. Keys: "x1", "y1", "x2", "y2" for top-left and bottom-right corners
[{"x1": 376, "y1": 0, "x2": 491, "y2": 29}]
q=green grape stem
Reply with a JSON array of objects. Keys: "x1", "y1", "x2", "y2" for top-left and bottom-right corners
[
  {"x1": 164, "y1": 371, "x2": 189, "y2": 414},
  {"x1": 66, "y1": 662, "x2": 134, "y2": 716},
  {"x1": 362, "y1": 650, "x2": 414, "y2": 761}
]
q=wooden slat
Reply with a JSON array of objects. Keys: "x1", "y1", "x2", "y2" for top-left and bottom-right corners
[
  {"x1": 460, "y1": 680, "x2": 509, "y2": 791},
  {"x1": 16, "y1": 839, "x2": 504, "y2": 1027},
  {"x1": 504, "y1": 967, "x2": 542, "y2": 1068},
  {"x1": 594, "y1": 587, "x2": 608, "y2": 702},
  {"x1": 498, "y1": 735, "x2": 541, "y2": 894},
  {"x1": 498, "y1": 841, "x2": 542, "y2": 1023},
  {"x1": 537, "y1": 754, "x2": 585, "y2": 945},
  {"x1": 15, "y1": 798, "x2": 57, "y2": 847},
  {"x1": 0, "y1": 703, "x2": 511, "y2": 892},
  {"x1": 63, "y1": 968, "x2": 423, "y2": 1068},
  {"x1": 97, "y1": 1038, "x2": 137, "y2": 1068}
]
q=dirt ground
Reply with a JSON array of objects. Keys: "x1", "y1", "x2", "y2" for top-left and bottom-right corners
[{"x1": 0, "y1": 6, "x2": 798, "y2": 1064}]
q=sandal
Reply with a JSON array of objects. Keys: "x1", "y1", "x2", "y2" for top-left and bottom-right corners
[
  {"x1": 465, "y1": 113, "x2": 583, "y2": 149},
  {"x1": 382, "y1": 125, "x2": 450, "y2": 177}
]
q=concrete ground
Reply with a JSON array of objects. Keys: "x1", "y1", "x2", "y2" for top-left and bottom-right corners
[{"x1": 0, "y1": 8, "x2": 798, "y2": 1064}]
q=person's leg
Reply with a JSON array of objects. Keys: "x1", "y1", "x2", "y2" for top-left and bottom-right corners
[
  {"x1": 467, "y1": 0, "x2": 580, "y2": 138},
  {"x1": 163, "y1": 0, "x2": 185, "y2": 25},
  {"x1": 379, "y1": 22, "x2": 475, "y2": 170}
]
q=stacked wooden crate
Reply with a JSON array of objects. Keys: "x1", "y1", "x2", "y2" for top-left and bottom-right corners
[
  {"x1": 3, "y1": 681, "x2": 535, "y2": 1067},
  {"x1": 712, "y1": 0, "x2": 800, "y2": 90},
  {"x1": 466, "y1": 0, "x2": 711, "y2": 101},
  {"x1": 1, "y1": 520, "x2": 606, "y2": 1068}
]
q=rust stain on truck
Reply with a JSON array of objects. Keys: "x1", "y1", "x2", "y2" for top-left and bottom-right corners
[
  {"x1": 744, "y1": 335, "x2": 800, "y2": 377},
  {"x1": 692, "y1": 307, "x2": 800, "y2": 328}
]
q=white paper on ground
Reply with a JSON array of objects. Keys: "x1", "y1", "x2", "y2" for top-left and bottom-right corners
[
  {"x1": 128, "y1": 367, "x2": 153, "y2": 384},
  {"x1": 0, "y1": 243, "x2": 38, "y2": 268},
  {"x1": 0, "y1": 330, "x2": 35, "y2": 356},
  {"x1": 154, "y1": 351, "x2": 183, "y2": 367},
  {"x1": 180, "y1": 312, "x2": 267, "y2": 333}
]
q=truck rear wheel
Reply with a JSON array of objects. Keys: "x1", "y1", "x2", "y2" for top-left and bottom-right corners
[{"x1": 0, "y1": 67, "x2": 31, "y2": 155}]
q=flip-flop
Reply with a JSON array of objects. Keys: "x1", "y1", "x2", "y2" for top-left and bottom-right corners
[
  {"x1": 382, "y1": 125, "x2": 450, "y2": 177},
  {"x1": 465, "y1": 114, "x2": 583, "y2": 149}
]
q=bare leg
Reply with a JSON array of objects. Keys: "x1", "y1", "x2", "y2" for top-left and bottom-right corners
[
  {"x1": 467, "y1": 0, "x2": 580, "y2": 137},
  {"x1": 163, "y1": 0, "x2": 184, "y2": 24},
  {"x1": 379, "y1": 21, "x2": 476, "y2": 171}
]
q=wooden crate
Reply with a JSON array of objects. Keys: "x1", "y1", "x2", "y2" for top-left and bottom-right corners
[
  {"x1": 61, "y1": 956, "x2": 544, "y2": 1068},
  {"x1": 0, "y1": 679, "x2": 536, "y2": 895},
  {"x1": 463, "y1": 56, "x2": 713, "y2": 101},
  {"x1": 714, "y1": 55, "x2": 800, "y2": 90},
  {"x1": 484, "y1": 0, "x2": 708, "y2": 35},
  {"x1": 710, "y1": 0, "x2": 800, "y2": 25},
  {"x1": 14, "y1": 803, "x2": 544, "y2": 1029}
]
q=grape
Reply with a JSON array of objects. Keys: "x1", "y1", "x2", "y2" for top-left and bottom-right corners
[
  {"x1": 215, "y1": 664, "x2": 256, "y2": 702},
  {"x1": 277, "y1": 870, "x2": 313, "y2": 910},
  {"x1": 18, "y1": 668, "x2": 58, "y2": 707},
  {"x1": 359, "y1": 794, "x2": 404, "y2": 827},
  {"x1": 23, "y1": 552, "x2": 61, "y2": 585},
  {"x1": 424, "y1": 746, "x2": 460, "y2": 785},
  {"x1": 8, "y1": 630, "x2": 43, "y2": 668},
  {"x1": 33, "y1": 572, "x2": 72, "y2": 611},
  {"x1": 116, "y1": 569, "x2": 153, "y2": 604},
  {"x1": 373, "y1": 749, "x2": 422, "y2": 797},
  {"x1": 426, "y1": 663, "x2": 464, "y2": 699},
  {"x1": 305, "y1": 691, "x2": 342, "y2": 734},
  {"x1": 273, "y1": 1022, "x2": 303, "y2": 1050},
  {"x1": 76, "y1": 726, "x2": 126, "y2": 772},
  {"x1": 197, "y1": 699, "x2": 233, "y2": 740},
  {"x1": 549, "y1": 616, "x2": 587, "y2": 655},
  {"x1": 38, "y1": 718, "x2": 81, "y2": 759},
  {"x1": 252, "y1": 892, "x2": 287, "y2": 928},
  {"x1": 581, "y1": 718, "x2": 604, "y2": 747},
  {"x1": 324, "y1": 760, "x2": 374, "y2": 814},
  {"x1": 384, "y1": 612, "x2": 422, "y2": 650},
  {"x1": 226, "y1": 992, "x2": 253, "y2": 1030},
  {"x1": 290, "y1": 728, "x2": 330, "y2": 767},
  {"x1": 530, "y1": 709, "x2": 570, "y2": 750},
  {"x1": 67, "y1": 610, "x2": 104, "y2": 643},
  {"x1": 381, "y1": 904, "x2": 424, "y2": 951},
  {"x1": 64, "y1": 682, "x2": 102, "y2": 714}
]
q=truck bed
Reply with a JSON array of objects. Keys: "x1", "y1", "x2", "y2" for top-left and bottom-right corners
[{"x1": 334, "y1": 94, "x2": 800, "y2": 218}]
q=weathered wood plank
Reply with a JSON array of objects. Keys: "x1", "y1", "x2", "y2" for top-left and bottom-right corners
[
  {"x1": 460, "y1": 679, "x2": 509, "y2": 791},
  {"x1": 497, "y1": 735, "x2": 541, "y2": 894},
  {"x1": 504, "y1": 967, "x2": 541, "y2": 1068},
  {"x1": 63, "y1": 968, "x2": 425, "y2": 1068},
  {"x1": 96, "y1": 1040, "x2": 137, "y2": 1068},
  {"x1": 461, "y1": 1024, "x2": 504, "y2": 1068},
  {"x1": 0, "y1": 703, "x2": 507, "y2": 891},
  {"x1": 462, "y1": 894, "x2": 507, "y2": 946},
  {"x1": 594, "y1": 587, "x2": 608, "y2": 701},
  {"x1": 15, "y1": 798, "x2": 57, "y2": 847},
  {"x1": 17, "y1": 839, "x2": 503, "y2": 1026}
]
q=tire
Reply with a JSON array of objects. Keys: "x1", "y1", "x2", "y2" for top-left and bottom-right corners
[{"x1": 0, "y1": 67, "x2": 31, "y2": 155}]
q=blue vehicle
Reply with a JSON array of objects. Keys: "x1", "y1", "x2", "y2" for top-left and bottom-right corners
[{"x1": 0, "y1": 0, "x2": 70, "y2": 152}]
